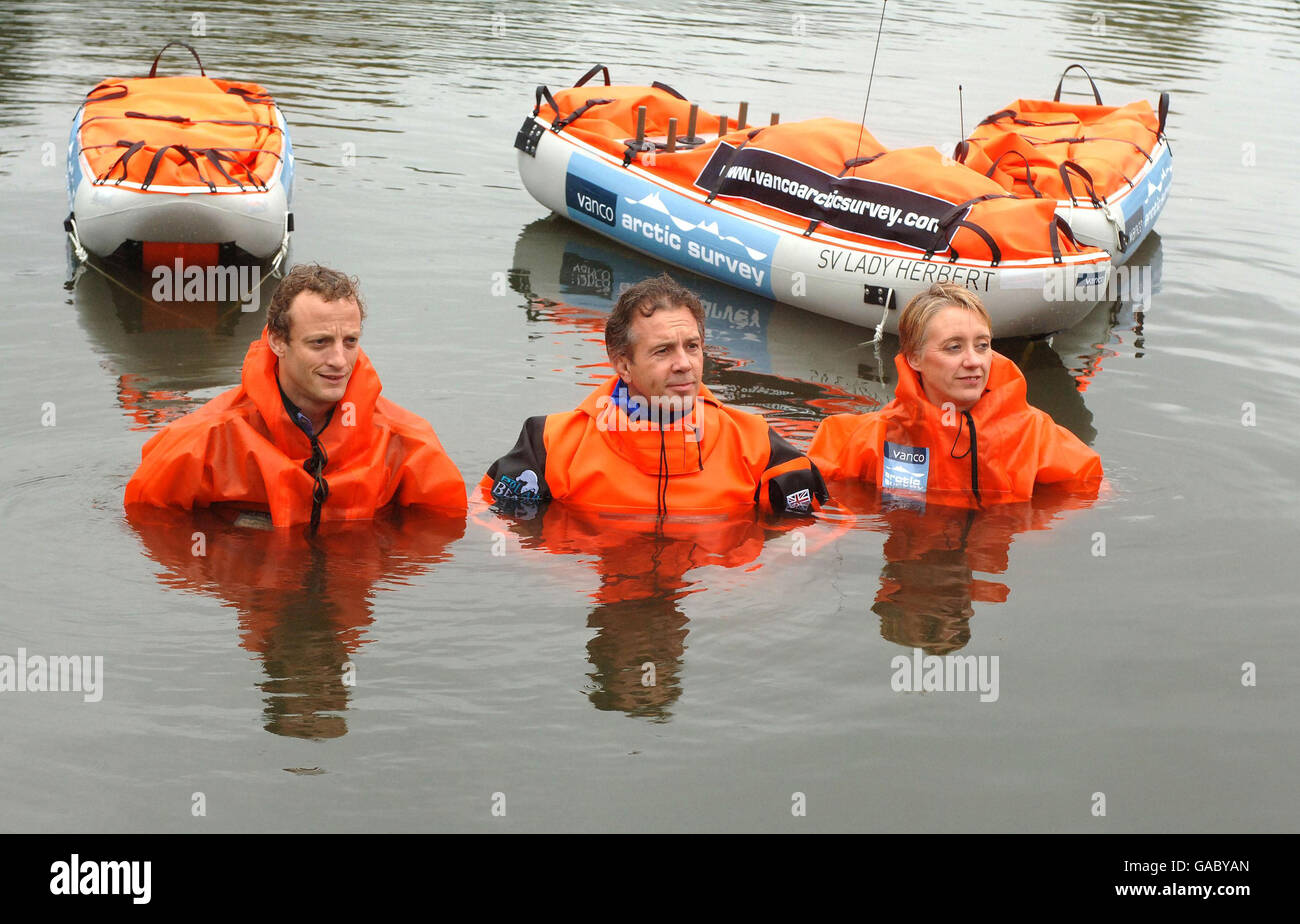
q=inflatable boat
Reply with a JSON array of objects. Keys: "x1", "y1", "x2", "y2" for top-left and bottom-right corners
[
  {"x1": 957, "y1": 65, "x2": 1171, "y2": 265},
  {"x1": 515, "y1": 66, "x2": 1168, "y2": 338},
  {"x1": 65, "y1": 43, "x2": 294, "y2": 264}
]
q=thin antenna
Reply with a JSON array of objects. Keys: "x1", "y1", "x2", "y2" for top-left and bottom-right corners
[
  {"x1": 851, "y1": 0, "x2": 888, "y2": 166},
  {"x1": 958, "y1": 84, "x2": 965, "y2": 138}
]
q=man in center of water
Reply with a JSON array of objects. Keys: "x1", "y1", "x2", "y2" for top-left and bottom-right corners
[{"x1": 482, "y1": 273, "x2": 828, "y2": 516}]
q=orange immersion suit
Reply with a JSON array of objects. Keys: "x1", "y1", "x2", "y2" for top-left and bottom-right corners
[
  {"x1": 124, "y1": 329, "x2": 467, "y2": 525},
  {"x1": 809, "y1": 351, "x2": 1101, "y2": 507},
  {"x1": 480, "y1": 376, "x2": 827, "y2": 516}
]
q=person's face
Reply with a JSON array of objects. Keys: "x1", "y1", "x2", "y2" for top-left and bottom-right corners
[
  {"x1": 906, "y1": 305, "x2": 992, "y2": 412},
  {"x1": 269, "y1": 291, "x2": 362, "y2": 419},
  {"x1": 611, "y1": 305, "x2": 704, "y2": 409}
]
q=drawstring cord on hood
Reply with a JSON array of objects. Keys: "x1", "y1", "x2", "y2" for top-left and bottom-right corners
[
  {"x1": 652, "y1": 401, "x2": 705, "y2": 527},
  {"x1": 656, "y1": 424, "x2": 669, "y2": 524},
  {"x1": 948, "y1": 409, "x2": 982, "y2": 507}
]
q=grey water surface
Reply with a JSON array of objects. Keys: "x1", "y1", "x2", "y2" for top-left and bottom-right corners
[{"x1": 0, "y1": 0, "x2": 1297, "y2": 832}]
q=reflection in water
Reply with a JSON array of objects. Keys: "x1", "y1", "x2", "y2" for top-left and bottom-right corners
[
  {"x1": 586, "y1": 596, "x2": 689, "y2": 720},
  {"x1": 510, "y1": 216, "x2": 888, "y2": 440},
  {"x1": 830, "y1": 479, "x2": 1098, "y2": 655},
  {"x1": 127, "y1": 505, "x2": 465, "y2": 739},
  {"x1": 508, "y1": 215, "x2": 1157, "y2": 446},
  {"x1": 70, "y1": 249, "x2": 278, "y2": 429},
  {"x1": 488, "y1": 501, "x2": 803, "y2": 722}
]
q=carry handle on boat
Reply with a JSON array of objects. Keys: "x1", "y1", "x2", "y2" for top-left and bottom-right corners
[
  {"x1": 1058, "y1": 160, "x2": 1101, "y2": 207},
  {"x1": 573, "y1": 65, "x2": 610, "y2": 87},
  {"x1": 984, "y1": 150, "x2": 1043, "y2": 198},
  {"x1": 149, "y1": 42, "x2": 206, "y2": 78},
  {"x1": 533, "y1": 84, "x2": 559, "y2": 117},
  {"x1": 1158, "y1": 91, "x2": 1170, "y2": 138},
  {"x1": 924, "y1": 194, "x2": 1013, "y2": 266},
  {"x1": 1053, "y1": 63, "x2": 1102, "y2": 105}
]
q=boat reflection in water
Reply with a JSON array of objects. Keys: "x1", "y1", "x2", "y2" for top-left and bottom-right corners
[
  {"x1": 69, "y1": 245, "x2": 278, "y2": 431},
  {"x1": 126, "y1": 505, "x2": 465, "y2": 739},
  {"x1": 510, "y1": 216, "x2": 888, "y2": 442},
  {"x1": 508, "y1": 216, "x2": 1159, "y2": 444}
]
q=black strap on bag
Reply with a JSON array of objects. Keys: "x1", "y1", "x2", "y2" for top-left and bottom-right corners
[
  {"x1": 86, "y1": 81, "x2": 128, "y2": 103},
  {"x1": 651, "y1": 80, "x2": 686, "y2": 100},
  {"x1": 101, "y1": 139, "x2": 147, "y2": 183},
  {"x1": 704, "y1": 127, "x2": 766, "y2": 203},
  {"x1": 573, "y1": 65, "x2": 610, "y2": 87},
  {"x1": 924, "y1": 194, "x2": 1013, "y2": 264},
  {"x1": 803, "y1": 153, "x2": 886, "y2": 236},
  {"x1": 984, "y1": 150, "x2": 1044, "y2": 198},
  {"x1": 1053, "y1": 63, "x2": 1103, "y2": 105},
  {"x1": 141, "y1": 143, "x2": 209, "y2": 190},
  {"x1": 148, "y1": 41, "x2": 206, "y2": 78},
  {"x1": 978, "y1": 108, "x2": 1076, "y2": 129},
  {"x1": 1048, "y1": 213, "x2": 1081, "y2": 264},
  {"x1": 553, "y1": 97, "x2": 613, "y2": 131},
  {"x1": 225, "y1": 86, "x2": 274, "y2": 105},
  {"x1": 533, "y1": 84, "x2": 559, "y2": 117},
  {"x1": 1058, "y1": 160, "x2": 1101, "y2": 207}
]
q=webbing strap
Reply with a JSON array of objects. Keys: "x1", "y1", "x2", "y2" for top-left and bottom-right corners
[
  {"x1": 149, "y1": 41, "x2": 205, "y2": 78},
  {"x1": 984, "y1": 150, "x2": 1043, "y2": 197},
  {"x1": 553, "y1": 97, "x2": 613, "y2": 131},
  {"x1": 142, "y1": 144, "x2": 208, "y2": 191},
  {"x1": 101, "y1": 140, "x2": 147, "y2": 183},
  {"x1": 203, "y1": 148, "x2": 245, "y2": 188},
  {"x1": 1048, "y1": 213, "x2": 1079, "y2": 263},
  {"x1": 651, "y1": 80, "x2": 686, "y2": 100},
  {"x1": 705, "y1": 128, "x2": 765, "y2": 203},
  {"x1": 925, "y1": 194, "x2": 1013, "y2": 262},
  {"x1": 118, "y1": 111, "x2": 280, "y2": 131},
  {"x1": 533, "y1": 84, "x2": 558, "y2": 118},
  {"x1": 952, "y1": 218, "x2": 1001, "y2": 266},
  {"x1": 573, "y1": 65, "x2": 610, "y2": 88},
  {"x1": 225, "y1": 86, "x2": 274, "y2": 105},
  {"x1": 1017, "y1": 132, "x2": 1152, "y2": 163},
  {"x1": 978, "y1": 109, "x2": 1077, "y2": 129},
  {"x1": 1059, "y1": 160, "x2": 1101, "y2": 206},
  {"x1": 803, "y1": 153, "x2": 885, "y2": 236},
  {"x1": 1053, "y1": 63, "x2": 1103, "y2": 105},
  {"x1": 199, "y1": 148, "x2": 269, "y2": 191},
  {"x1": 86, "y1": 82, "x2": 128, "y2": 103},
  {"x1": 91, "y1": 141, "x2": 275, "y2": 189}
]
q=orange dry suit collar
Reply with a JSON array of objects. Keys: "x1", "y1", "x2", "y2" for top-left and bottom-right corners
[
  {"x1": 889, "y1": 351, "x2": 1035, "y2": 508},
  {"x1": 608, "y1": 378, "x2": 706, "y2": 518},
  {"x1": 245, "y1": 328, "x2": 380, "y2": 530},
  {"x1": 583, "y1": 377, "x2": 713, "y2": 520}
]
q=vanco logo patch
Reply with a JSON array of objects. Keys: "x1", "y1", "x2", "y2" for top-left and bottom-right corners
[
  {"x1": 566, "y1": 173, "x2": 617, "y2": 227},
  {"x1": 882, "y1": 441, "x2": 929, "y2": 494}
]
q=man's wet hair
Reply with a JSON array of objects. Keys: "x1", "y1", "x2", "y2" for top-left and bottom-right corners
[
  {"x1": 267, "y1": 263, "x2": 367, "y2": 339},
  {"x1": 605, "y1": 273, "x2": 706, "y2": 360}
]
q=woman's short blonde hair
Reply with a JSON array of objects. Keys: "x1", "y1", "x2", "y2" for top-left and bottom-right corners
[{"x1": 897, "y1": 283, "x2": 992, "y2": 358}]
